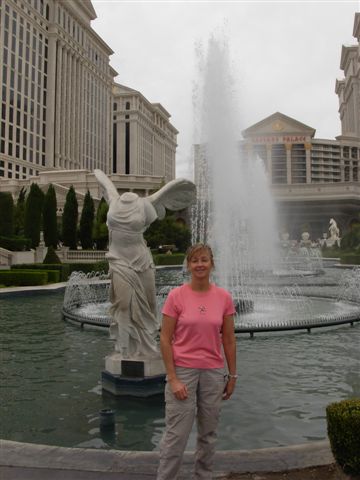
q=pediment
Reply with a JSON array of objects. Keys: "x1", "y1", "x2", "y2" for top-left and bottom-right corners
[{"x1": 242, "y1": 112, "x2": 316, "y2": 139}]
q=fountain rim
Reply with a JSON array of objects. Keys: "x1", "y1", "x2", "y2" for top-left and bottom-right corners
[{"x1": 61, "y1": 292, "x2": 360, "y2": 336}]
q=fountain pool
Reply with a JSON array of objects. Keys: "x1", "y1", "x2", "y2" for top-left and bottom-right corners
[
  {"x1": 1, "y1": 275, "x2": 359, "y2": 451},
  {"x1": 1, "y1": 266, "x2": 359, "y2": 452}
]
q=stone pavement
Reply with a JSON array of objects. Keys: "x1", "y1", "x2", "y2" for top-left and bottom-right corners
[{"x1": 0, "y1": 439, "x2": 335, "y2": 479}]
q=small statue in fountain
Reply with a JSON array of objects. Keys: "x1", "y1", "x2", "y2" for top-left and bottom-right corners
[
  {"x1": 94, "y1": 170, "x2": 196, "y2": 359},
  {"x1": 327, "y1": 218, "x2": 341, "y2": 247}
]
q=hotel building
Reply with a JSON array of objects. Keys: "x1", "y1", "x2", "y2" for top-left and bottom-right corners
[
  {"x1": 0, "y1": 0, "x2": 177, "y2": 205},
  {"x1": 0, "y1": 0, "x2": 117, "y2": 180},
  {"x1": 240, "y1": 12, "x2": 360, "y2": 239},
  {"x1": 112, "y1": 83, "x2": 177, "y2": 183}
]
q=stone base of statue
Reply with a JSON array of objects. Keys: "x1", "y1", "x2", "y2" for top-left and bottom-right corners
[{"x1": 101, "y1": 353, "x2": 166, "y2": 397}]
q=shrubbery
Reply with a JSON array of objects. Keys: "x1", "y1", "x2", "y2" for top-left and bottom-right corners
[
  {"x1": 326, "y1": 398, "x2": 360, "y2": 475},
  {"x1": 339, "y1": 253, "x2": 360, "y2": 265},
  {"x1": 0, "y1": 235, "x2": 31, "y2": 251},
  {"x1": 11, "y1": 263, "x2": 70, "y2": 282},
  {"x1": 0, "y1": 270, "x2": 48, "y2": 286},
  {"x1": 153, "y1": 253, "x2": 185, "y2": 266},
  {"x1": 67, "y1": 261, "x2": 109, "y2": 275}
]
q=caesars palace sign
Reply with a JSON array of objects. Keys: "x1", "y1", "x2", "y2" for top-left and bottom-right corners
[{"x1": 250, "y1": 135, "x2": 307, "y2": 144}]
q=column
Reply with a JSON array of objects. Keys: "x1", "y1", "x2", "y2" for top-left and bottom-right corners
[
  {"x1": 285, "y1": 143, "x2": 292, "y2": 185},
  {"x1": 304, "y1": 142, "x2": 312, "y2": 184},
  {"x1": 45, "y1": 31, "x2": 57, "y2": 168},
  {"x1": 266, "y1": 144, "x2": 272, "y2": 181}
]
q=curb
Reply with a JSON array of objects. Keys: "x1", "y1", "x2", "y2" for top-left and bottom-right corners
[{"x1": 0, "y1": 439, "x2": 335, "y2": 477}]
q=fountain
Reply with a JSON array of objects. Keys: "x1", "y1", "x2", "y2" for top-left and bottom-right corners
[{"x1": 62, "y1": 33, "x2": 360, "y2": 336}]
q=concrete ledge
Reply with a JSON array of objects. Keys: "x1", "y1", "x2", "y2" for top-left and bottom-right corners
[{"x1": 0, "y1": 439, "x2": 335, "y2": 478}]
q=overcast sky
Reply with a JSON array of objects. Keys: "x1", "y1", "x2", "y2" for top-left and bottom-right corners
[{"x1": 92, "y1": 1, "x2": 359, "y2": 178}]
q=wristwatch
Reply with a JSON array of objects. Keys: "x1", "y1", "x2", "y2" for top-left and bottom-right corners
[{"x1": 227, "y1": 374, "x2": 238, "y2": 380}]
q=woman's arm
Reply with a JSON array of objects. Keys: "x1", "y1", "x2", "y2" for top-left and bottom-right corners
[
  {"x1": 222, "y1": 314, "x2": 237, "y2": 400},
  {"x1": 160, "y1": 314, "x2": 188, "y2": 400}
]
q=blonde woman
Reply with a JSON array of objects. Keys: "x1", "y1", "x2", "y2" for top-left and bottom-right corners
[{"x1": 157, "y1": 243, "x2": 237, "y2": 480}]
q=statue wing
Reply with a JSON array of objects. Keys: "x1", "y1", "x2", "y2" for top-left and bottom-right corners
[
  {"x1": 94, "y1": 169, "x2": 119, "y2": 203},
  {"x1": 147, "y1": 178, "x2": 196, "y2": 219}
]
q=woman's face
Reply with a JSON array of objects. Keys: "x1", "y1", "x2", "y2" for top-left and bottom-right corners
[{"x1": 187, "y1": 249, "x2": 213, "y2": 280}]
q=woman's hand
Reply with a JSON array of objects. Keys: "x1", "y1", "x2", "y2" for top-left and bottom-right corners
[
  {"x1": 169, "y1": 378, "x2": 188, "y2": 400},
  {"x1": 223, "y1": 377, "x2": 236, "y2": 400}
]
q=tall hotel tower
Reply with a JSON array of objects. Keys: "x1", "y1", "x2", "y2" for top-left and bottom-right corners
[{"x1": 0, "y1": 0, "x2": 116, "y2": 180}]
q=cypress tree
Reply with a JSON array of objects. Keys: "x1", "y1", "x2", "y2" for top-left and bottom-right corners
[
  {"x1": 43, "y1": 184, "x2": 58, "y2": 248},
  {"x1": 79, "y1": 190, "x2": 95, "y2": 249},
  {"x1": 62, "y1": 185, "x2": 78, "y2": 249},
  {"x1": 14, "y1": 187, "x2": 26, "y2": 236},
  {"x1": 0, "y1": 192, "x2": 14, "y2": 237},
  {"x1": 93, "y1": 197, "x2": 108, "y2": 250},
  {"x1": 24, "y1": 183, "x2": 44, "y2": 248}
]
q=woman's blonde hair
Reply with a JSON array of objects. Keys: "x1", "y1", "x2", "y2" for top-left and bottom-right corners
[{"x1": 186, "y1": 243, "x2": 215, "y2": 267}]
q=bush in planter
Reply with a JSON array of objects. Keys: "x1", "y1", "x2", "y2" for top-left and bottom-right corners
[
  {"x1": 43, "y1": 246, "x2": 61, "y2": 264},
  {"x1": 11, "y1": 263, "x2": 70, "y2": 281},
  {"x1": 0, "y1": 270, "x2": 48, "y2": 286},
  {"x1": 326, "y1": 398, "x2": 360, "y2": 475}
]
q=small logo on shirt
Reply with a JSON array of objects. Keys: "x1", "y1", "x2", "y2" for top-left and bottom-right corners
[{"x1": 198, "y1": 305, "x2": 207, "y2": 314}]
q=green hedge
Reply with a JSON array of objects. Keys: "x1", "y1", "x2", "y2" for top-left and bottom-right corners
[
  {"x1": 340, "y1": 253, "x2": 360, "y2": 265},
  {"x1": 326, "y1": 399, "x2": 360, "y2": 475},
  {"x1": 0, "y1": 270, "x2": 48, "y2": 286},
  {"x1": 0, "y1": 235, "x2": 31, "y2": 251},
  {"x1": 15, "y1": 269, "x2": 60, "y2": 283},
  {"x1": 11, "y1": 264, "x2": 70, "y2": 281},
  {"x1": 153, "y1": 253, "x2": 185, "y2": 266},
  {"x1": 67, "y1": 261, "x2": 109, "y2": 275}
]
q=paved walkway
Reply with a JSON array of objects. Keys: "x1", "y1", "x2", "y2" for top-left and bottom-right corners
[{"x1": 0, "y1": 439, "x2": 335, "y2": 479}]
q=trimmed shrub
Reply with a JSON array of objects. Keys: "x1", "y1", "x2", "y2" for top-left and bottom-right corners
[
  {"x1": 79, "y1": 190, "x2": 95, "y2": 249},
  {"x1": 153, "y1": 253, "x2": 185, "y2": 266},
  {"x1": 0, "y1": 235, "x2": 31, "y2": 251},
  {"x1": 326, "y1": 399, "x2": 360, "y2": 475},
  {"x1": 24, "y1": 183, "x2": 44, "y2": 248},
  {"x1": 11, "y1": 269, "x2": 60, "y2": 283},
  {"x1": 43, "y1": 246, "x2": 61, "y2": 264},
  {"x1": 0, "y1": 192, "x2": 14, "y2": 236},
  {"x1": 62, "y1": 186, "x2": 78, "y2": 249},
  {"x1": 43, "y1": 184, "x2": 58, "y2": 248},
  {"x1": 67, "y1": 261, "x2": 109, "y2": 275},
  {"x1": 11, "y1": 263, "x2": 70, "y2": 281},
  {"x1": 340, "y1": 253, "x2": 360, "y2": 265},
  {"x1": 14, "y1": 187, "x2": 26, "y2": 236},
  {"x1": 93, "y1": 197, "x2": 108, "y2": 250},
  {"x1": 0, "y1": 270, "x2": 48, "y2": 286}
]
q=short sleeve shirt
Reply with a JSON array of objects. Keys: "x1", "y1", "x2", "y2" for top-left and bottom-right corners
[{"x1": 162, "y1": 283, "x2": 235, "y2": 369}]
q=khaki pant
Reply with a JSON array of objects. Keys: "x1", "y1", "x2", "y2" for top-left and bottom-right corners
[{"x1": 157, "y1": 367, "x2": 226, "y2": 480}]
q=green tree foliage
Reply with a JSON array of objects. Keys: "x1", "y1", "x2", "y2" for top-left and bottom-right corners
[
  {"x1": 43, "y1": 184, "x2": 58, "y2": 248},
  {"x1": 144, "y1": 213, "x2": 191, "y2": 252},
  {"x1": 0, "y1": 192, "x2": 14, "y2": 237},
  {"x1": 24, "y1": 183, "x2": 44, "y2": 248},
  {"x1": 14, "y1": 187, "x2": 26, "y2": 236},
  {"x1": 93, "y1": 197, "x2": 108, "y2": 250},
  {"x1": 62, "y1": 186, "x2": 78, "y2": 249},
  {"x1": 79, "y1": 190, "x2": 95, "y2": 249},
  {"x1": 341, "y1": 225, "x2": 360, "y2": 251}
]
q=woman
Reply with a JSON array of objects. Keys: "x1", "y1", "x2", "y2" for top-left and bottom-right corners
[{"x1": 157, "y1": 243, "x2": 237, "y2": 480}]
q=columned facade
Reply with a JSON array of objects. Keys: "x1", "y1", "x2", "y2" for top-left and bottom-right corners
[
  {"x1": 112, "y1": 83, "x2": 177, "y2": 182},
  {"x1": 336, "y1": 13, "x2": 360, "y2": 141},
  {"x1": 0, "y1": 0, "x2": 116, "y2": 181}
]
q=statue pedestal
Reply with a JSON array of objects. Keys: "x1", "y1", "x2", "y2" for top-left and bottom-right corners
[{"x1": 102, "y1": 353, "x2": 166, "y2": 397}]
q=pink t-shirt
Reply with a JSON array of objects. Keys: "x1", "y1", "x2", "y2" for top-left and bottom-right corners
[{"x1": 162, "y1": 283, "x2": 235, "y2": 369}]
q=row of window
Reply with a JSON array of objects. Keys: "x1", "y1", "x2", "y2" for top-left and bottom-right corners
[{"x1": 0, "y1": 158, "x2": 38, "y2": 178}]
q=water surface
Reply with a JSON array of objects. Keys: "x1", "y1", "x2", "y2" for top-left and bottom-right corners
[{"x1": 1, "y1": 290, "x2": 359, "y2": 450}]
